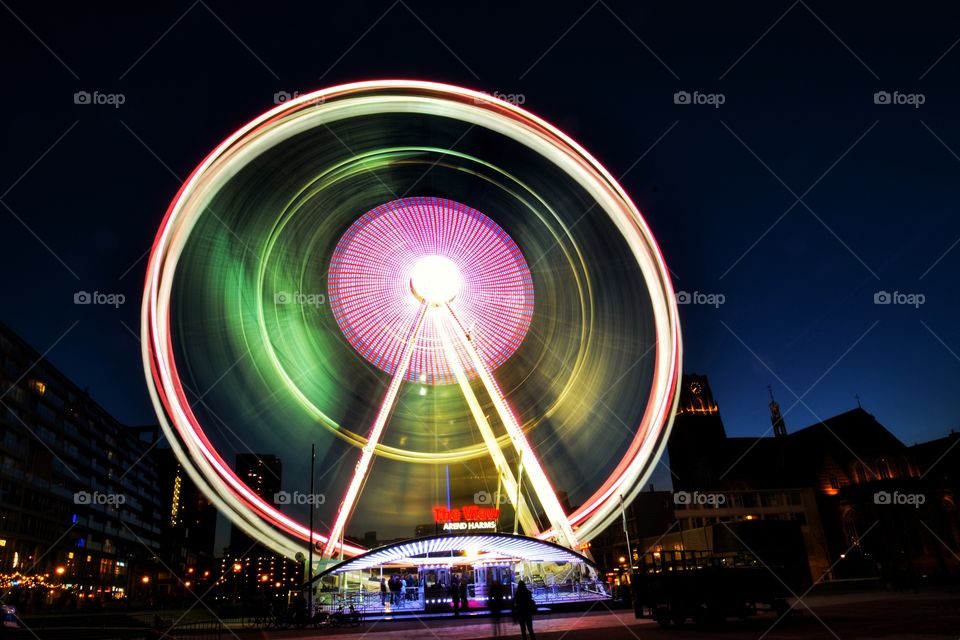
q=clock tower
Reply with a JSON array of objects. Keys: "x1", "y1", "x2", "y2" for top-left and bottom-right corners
[{"x1": 666, "y1": 374, "x2": 727, "y2": 490}]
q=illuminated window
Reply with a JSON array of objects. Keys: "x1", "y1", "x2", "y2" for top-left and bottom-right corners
[{"x1": 29, "y1": 379, "x2": 46, "y2": 396}]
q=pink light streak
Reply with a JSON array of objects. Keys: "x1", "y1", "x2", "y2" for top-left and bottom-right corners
[{"x1": 327, "y1": 196, "x2": 534, "y2": 385}]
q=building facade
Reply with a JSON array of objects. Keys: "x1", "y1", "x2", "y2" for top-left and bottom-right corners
[
  {"x1": 592, "y1": 373, "x2": 960, "y2": 586},
  {"x1": 0, "y1": 322, "x2": 163, "y2": 606}
]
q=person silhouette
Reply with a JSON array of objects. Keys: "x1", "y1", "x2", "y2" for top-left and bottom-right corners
[
  {"x1": 488, "y1": 579, "x2": 504, "y2": 637},
  {"x1": 514, "y1": 580, "x2": 536, "y2": 640},
  {"x1": 451, "y1": 574, "x2": 461, "y2": 615}
]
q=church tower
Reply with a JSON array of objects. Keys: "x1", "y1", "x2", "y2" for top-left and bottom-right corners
[{"x1": 667, "y1": 374, "x2": 727, "y2": 490}]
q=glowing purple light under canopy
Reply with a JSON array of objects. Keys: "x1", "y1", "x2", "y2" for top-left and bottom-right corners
[{"x1": 327, "y1": 196, "x2": 534, "y2": 385}]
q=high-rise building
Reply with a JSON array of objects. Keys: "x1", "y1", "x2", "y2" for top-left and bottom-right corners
[
  {"x1": 155, "y1": 447, "x2": 218, "y2": 593},
  {"x1": 0, "y1": 322, "x2": 163, "y2": 601},
  {"x1": 221, "y1": 453, "x2": 300, "y2": 602},
  {"x1": 229, "y1": 454, "x2": 282, "y2": 557}
]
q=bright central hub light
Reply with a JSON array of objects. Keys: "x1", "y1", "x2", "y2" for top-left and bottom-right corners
[{"x1": 410, "y1": 255, "x2": 463, "y2": 304}]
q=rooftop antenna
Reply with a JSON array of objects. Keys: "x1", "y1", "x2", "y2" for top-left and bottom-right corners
[{"x1": 768, "y1": 385, "x2": 787, "y2": 438}]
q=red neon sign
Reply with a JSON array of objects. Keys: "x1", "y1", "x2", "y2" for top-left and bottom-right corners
[{"x1": 433, "y1": 506, "x2": 501, "y2": 523}]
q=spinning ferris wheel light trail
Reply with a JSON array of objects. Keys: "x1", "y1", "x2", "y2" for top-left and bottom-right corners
[{"x1": 142, "y1": 80, "x2": 683, "y2": 563}]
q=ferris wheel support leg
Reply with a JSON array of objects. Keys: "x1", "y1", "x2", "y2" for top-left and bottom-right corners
[
  {"x1": 433, "y1": 312, "x2": 540, "y2": 537},
  {"x1": 439, "y1": 304, "x2": 580, "y2": 550},
  {"x1": 322, "y1": 303, "x2": 428, "y2": 558}
]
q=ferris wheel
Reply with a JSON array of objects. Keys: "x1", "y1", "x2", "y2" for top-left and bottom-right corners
[{"x1": 142, "y1": 80, "x2": 682, "y2": 560}]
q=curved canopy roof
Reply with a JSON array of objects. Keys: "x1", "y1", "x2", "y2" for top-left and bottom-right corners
[{"x1": 315, "y1": 533, "x2": 595, "y2": 578}]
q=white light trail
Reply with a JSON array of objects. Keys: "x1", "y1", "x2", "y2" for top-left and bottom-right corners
[
  {"x1": 323, "y1": 302, "x2": 428, "y2": 557},
  {"x1": 433, "y1": 311, "x2": 540, "y2": 536}
]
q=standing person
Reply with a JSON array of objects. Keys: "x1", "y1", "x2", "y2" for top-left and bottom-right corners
[
  {"x1": 379, "y1": 577, "x2": 387, "y2": 606},
  {"x1": 488, "y1": 579, "x2": 503, "y2": 637},
  {"x1": 459, "y1": 574, "x2": 469, "y2": 612},
  {"x1": 390, "y1": 575, "x2": 401, "y2": 606},
  {"x1": 451, "y1": 574, "x2": 461, "y2": 615},
  {"x1": 514, "y1": 580, "x2": 536, "y2": 640}
]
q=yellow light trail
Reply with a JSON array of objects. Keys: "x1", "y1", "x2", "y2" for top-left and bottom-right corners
[
  {"x1": 439, "y1": 304, "x2": 579, "y2": 549},
  {"x1": 433, "y1": 311, "x2": 540, "y2": 536}
]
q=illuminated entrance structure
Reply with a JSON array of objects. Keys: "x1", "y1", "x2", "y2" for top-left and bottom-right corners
[
  {"x1": 142, "y1": 81, "x2": 682, "y2": 572},
  {"x1": 310, "y1": 533, "x2": 606, "y2": 611}
]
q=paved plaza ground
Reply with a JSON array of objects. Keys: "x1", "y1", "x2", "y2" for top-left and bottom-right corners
[
  {"x1": 257, "y1": 587, "x2": 960, "y2": 640},
  {"x1": 12, "y1": 587, "x2": 959, "y2": 639}
]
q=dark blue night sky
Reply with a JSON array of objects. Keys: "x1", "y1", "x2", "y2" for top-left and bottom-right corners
[{"x1": 2, "y1": 1, "x2": 959, "y2": 472}]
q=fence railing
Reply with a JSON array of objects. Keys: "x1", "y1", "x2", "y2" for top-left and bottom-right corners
[{"x1": 316, "y1": 579, "x2": 611, "y2": 610}]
